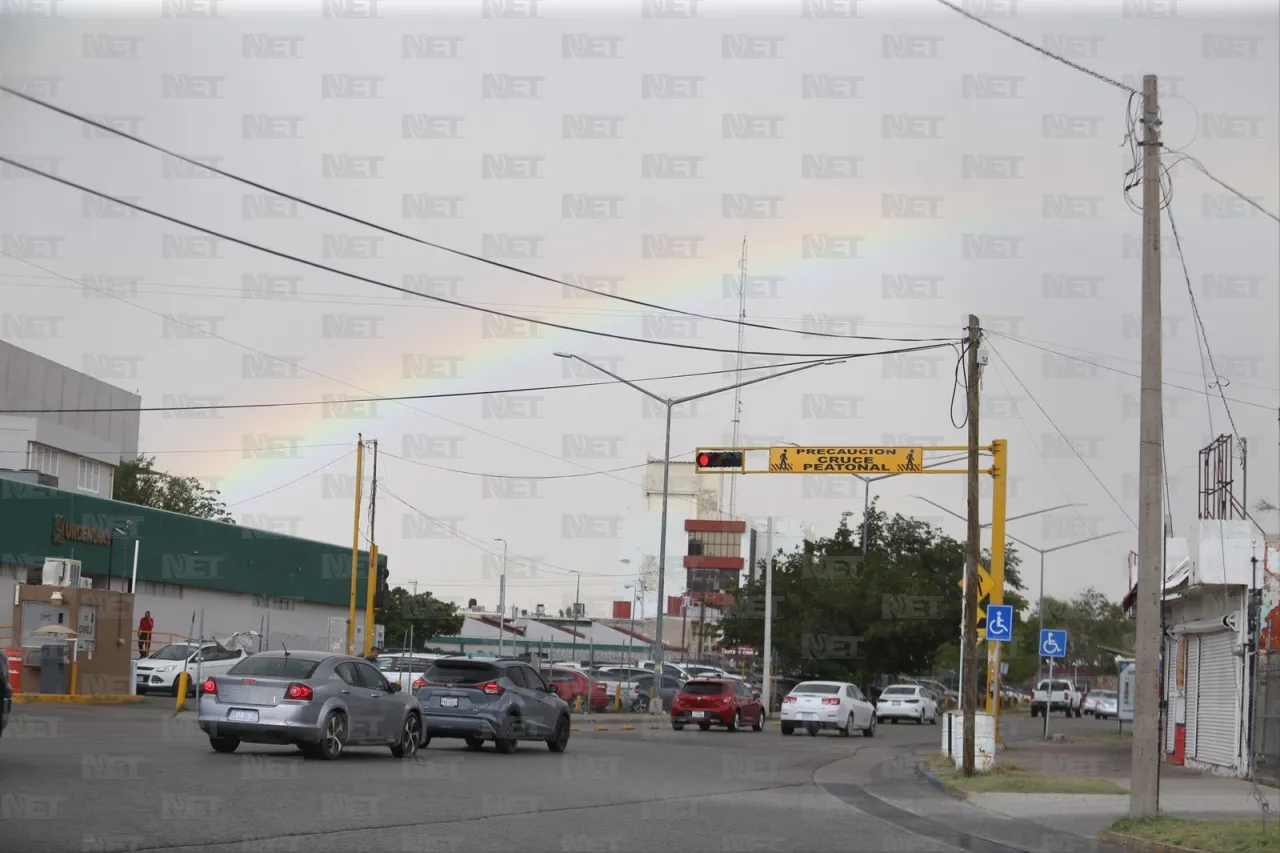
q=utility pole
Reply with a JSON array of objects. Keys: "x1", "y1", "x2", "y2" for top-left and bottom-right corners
[
  {"x1": 570, "y1": 571, "x2": 581, "y2": 664},
  {"x1": 494, "y1": 538, "x2": 508, "y2": 657},
  {"x1": 1131, "y1": 74, "x2": 1164, "y2": 819},
  {"x1": 363, "y1": 439, "x2": 379, "y2": 657},
  {"x1": 728, "y1": 236, "x2": 748, "y2": 522},
  {"x1": 962, "y1": 314, "x2": 982, "y2": 777},
  {"x1": 346, "y1": 435, "x2": 365, "y2": 656},
  {"x1": 762, "y1": 517, "x2": 775, "y2": 713}
]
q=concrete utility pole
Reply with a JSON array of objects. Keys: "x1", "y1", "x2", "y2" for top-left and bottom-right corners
[
  {"x1": 962, "y1": 315, "x2": 982, "y2": 777},
  {"x1": 494, "y1": 538, "x2": 508, "y2": 657},
  {"x1": 762, "y1": 517, "x2": 775, "y2": 713},
  {"x1": 345, "y1": 435, "x2": 365, "y2": 656},
  {"x1": 1131, "y1": 74, "x2": 1164, "y2": 818}
]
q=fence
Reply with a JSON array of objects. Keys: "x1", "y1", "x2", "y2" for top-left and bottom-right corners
[
  {"x1": 424, "y1": 636, "x2": 653, "y2": 666},
  {"x1": 1252, "y1": 651, "x2": 1280, "y2": 785}
]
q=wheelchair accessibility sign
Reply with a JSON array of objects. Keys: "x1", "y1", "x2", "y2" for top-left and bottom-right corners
[
  {"x1": 1039, "y1": 629, "x2": 1068, "y2": 659},
  {"x1": 984, "y1": 605, "x2": 1013, "y2": 642}
]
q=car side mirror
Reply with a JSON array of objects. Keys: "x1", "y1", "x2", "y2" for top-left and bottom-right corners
[
  {"x1": 752, "y1": 691, "x2": 761, "y2": 700},
  {"x1": 387, "y1": 682, "x2": 401, "y2": 693}
]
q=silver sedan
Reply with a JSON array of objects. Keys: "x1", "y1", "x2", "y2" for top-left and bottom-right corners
[{"x1": 197, "y1": 649, "x2": 426, "y2": 760}]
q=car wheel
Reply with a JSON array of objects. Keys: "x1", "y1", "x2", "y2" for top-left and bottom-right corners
[
  {"x1": 930, "y1": 711, "x2": 938, "y2": 725},
  {"x1": 841, "y1": 714, "x2": 855, "y2": 737},
  {"x1": 390, "y1": 713, "x2": 421, "y2": 758},
  {"x1": 312, "y1": 712, "x2": 347, "y2": 761},
  {"x1": 671, "y1": 722, "x2": 685, "y2": 731},
  {"x1": 493, "y1": 717, "x2": 519, "y2": 754},
  {"x1": 863, "y1": 715, "x2": 876, "y2": 738},
  {"x1": 727, "y1": 711, "x2": 741, "y2": 733},
  {"x1": 208, "y1": 736, "x2": 239, "y2": 754},
  {"x1": 916, "y1": 711, "x2": 924, "y2": 725},
  {"x1": 1031, "y1": 706, "x2": 1039, "y2": 718},
  {"x1": 780, "y1": 723, "x2": 794, "y2": 736},
  {"x1": 891, "y1": 718, "x2": 898, "y2": 725},
  {"x1": 752, "y1": 711, "x2": 764, "y2": 732},
  {"x1": 698, "y1": 723, "x2": 711, "y2": 731},
  {"x1": 546, "y1": 715, "x2": 571, "y2": 753},
  {"x1": 465, "y1": 735, "x2": 485, "y2": 750}
]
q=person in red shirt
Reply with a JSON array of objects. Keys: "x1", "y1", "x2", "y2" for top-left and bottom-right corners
[{"x1": 137, "y1": 612, "x2": 154, "y2": 657}]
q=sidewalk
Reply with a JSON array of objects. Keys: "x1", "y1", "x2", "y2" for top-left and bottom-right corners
[{"x1": 966, "y1": 738, "x2": 1278, "y2": 839}]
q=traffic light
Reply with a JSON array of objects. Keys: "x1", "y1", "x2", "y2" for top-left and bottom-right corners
[{"x1": 696, "y1": 451, "x2": 744, "y2": 470}]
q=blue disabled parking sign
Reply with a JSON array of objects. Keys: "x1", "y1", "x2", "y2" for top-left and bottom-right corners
[
  {"x1": 985, "y1": 605, "x2": 1014, "y2": 642},
  {"x1": 1039, "y1": 629, "x2": 1068, "y2": 659}
]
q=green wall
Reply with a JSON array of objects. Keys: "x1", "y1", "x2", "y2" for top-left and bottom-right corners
[{"x1": 0, "y1": 480, "x2": 386, "y2": 608}]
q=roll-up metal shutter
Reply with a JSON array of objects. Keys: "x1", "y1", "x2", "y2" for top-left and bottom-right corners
[
  {"x1": 1186, "y1": 635, "x2": 1201, "y2": 758},
  {"x1": 1164, "y1": 636, "x2": 1176, "y2": 754},
  {"x1": 1192, "y1": 630, "x2": 1239, "y2": 768}
]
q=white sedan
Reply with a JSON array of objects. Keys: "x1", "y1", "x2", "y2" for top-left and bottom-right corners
[
  {"x1": 876, "y1": 684, "x2": 939, "y2": 725},
  {"x1": 779, "y1": 681, "x2": 876, "y2": 737}
]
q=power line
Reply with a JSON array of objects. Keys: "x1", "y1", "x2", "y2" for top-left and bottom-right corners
[
  {"x1": 0, "y1": 442, "x2": 352, "y2": 456},
  {"x1": 377, "y1": 483, "x2": 635, "y2": 580},
  {"x1": 932, "y1": 0, "x2": 1135, "y2": 93},
  {"x1": 379, "y1": 448, "x2": 694, "y2": 480},
  {"x1": 5, "y1": 156, "x2": 929, "y2": 360},
  {"x1": 0, "y1": 86, "x2": 950, "y2": 345},
  {"x1": 989, "y1": 334, "x2": 1274, "y2": 411},
  {"x1": 0, "y1": 353, "x2": 893, "y2": 414},
  {"x1": 225, "y1": 448, "x2": 356, "y2": 509},
  {"x1": 1165, "y1": 199, "x2": 1242, "y2": 444},
  {"x1": 987, "y1": 340, "x2": 1137, "y2": 530},
  {"x1": 1164, "y1": 151, "x2": 1280, "y2": 224},
  {"x1": 2, "y1": 254, "x2": 759, "y2": 522}
]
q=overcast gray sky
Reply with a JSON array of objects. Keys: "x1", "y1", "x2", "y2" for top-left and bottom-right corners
[{"x1": 1, "y1": 0, "x2": 1276, "y2": 616}]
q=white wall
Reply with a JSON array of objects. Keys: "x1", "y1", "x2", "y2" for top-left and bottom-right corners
[{"x1": 0, "y1": 416, "x2": 118, "y2": 500}]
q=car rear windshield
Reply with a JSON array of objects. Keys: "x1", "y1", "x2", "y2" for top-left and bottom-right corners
[
  {"x1": 682, "y1": 681, "x2": 727, "y2": 695},
  {"x1": 881, "y1": 687, "x2": 917, "y2": 696},
  {"x1": 792, "y1": 683, "x2": 840, "y2": 695},
  {"x1": 424, "y1": 661, "x2": 498, "y2": 685},
  {"x1": 228, "y1": 656, "x2": 321, "y2": 679}
]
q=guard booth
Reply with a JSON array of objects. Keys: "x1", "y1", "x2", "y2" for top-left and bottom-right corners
[{"x1": 12, "y1": 580, "x2": 135, "y2": 696}]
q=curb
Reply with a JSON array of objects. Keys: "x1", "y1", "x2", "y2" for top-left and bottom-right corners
[
  {"x1": 915, "y1": 763, "x2": 970, "y2": 800},
  {"x1": 1097, "y1": 830, "x2": 1207, "y2": 853},
  {"x1": 14, "y1": 694, "x2": 146, "y2": 705}
]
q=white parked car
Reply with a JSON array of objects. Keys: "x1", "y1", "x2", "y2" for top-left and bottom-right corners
[
  {"x1": 1085, "y1": 690, "x2": 1119, "y2": 719},
  {"x1": 1032, "y1": 679, "x2": 1083, "y2": 718},
  {"x1": 875, "y1": 684, "x2": 939, "y2": 725},
  {"x1": 377, "y1": 653, "x2": 445, "y2": 692},
  {"x1": 779, "y1": 681, "x2": 877, "y2": 737},
  {"x1": 136, "y1": 642, "x2": 248, "y2": 696}
]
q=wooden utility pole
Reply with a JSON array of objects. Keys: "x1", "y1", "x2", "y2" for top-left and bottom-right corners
[
  {"x1": 962, "y1": 315, "x2": 982, "y2": 777},
  {"x1": 1130, "y1": 74, "x2": 1164, "y2": 818}
]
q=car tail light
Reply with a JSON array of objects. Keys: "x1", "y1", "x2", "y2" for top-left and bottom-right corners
[
  {"x1": 822, "y1": 697, "x2": 840, "y2": 706},
  {"x1": 285, "y1": 683, "x2": 313, "y2": 701},
  {"x1": 477, "y1": 681, "x2": 504, "y2": 696},
  {"x1": 783, "y1": 696, "x2": 797, "y2": 704},
  {"x1": 412, "y1": 677, "x2": 427, "y2": 689},
  {"x1": 202, "y1": 678, "x2": 216, "y2": 695},
  {"x1": 721, "y1": 694, "x2": 733, "y2": 704}
]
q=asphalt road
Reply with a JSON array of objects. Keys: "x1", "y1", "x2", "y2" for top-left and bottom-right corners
[{"x1": 2, "y1": 699, "x2": 1118, "y2": 853}]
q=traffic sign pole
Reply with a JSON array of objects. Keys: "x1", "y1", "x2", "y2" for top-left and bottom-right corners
[{"x1": 987, "y1": 440, "x2": 1009, "y2": 747}]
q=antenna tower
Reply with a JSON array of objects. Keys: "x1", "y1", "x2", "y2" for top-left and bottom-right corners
[{"x1": 728, "y1": 237, "x2": 748, "y2": 521}]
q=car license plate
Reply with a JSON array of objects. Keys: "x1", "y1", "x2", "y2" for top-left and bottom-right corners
[
  {"x1": 228, "y1": 709, "x2": 258, "y2": 723},
  {"x1": 891, "y1": 701, "x2": 900, "y2": 706},
  {"x1": 440, "y1": 697, "x2": 459, "y2": 708},
  {"x1": 799, "y1": 712, "x2": 814, "y2": 720},
  {"x1": 691, "y1": 711, "x2": 705, "y2": 719}
]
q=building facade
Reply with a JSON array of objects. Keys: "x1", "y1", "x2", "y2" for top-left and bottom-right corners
[
  {"x1": 0, "y1": 340, "x2": 141, "y2": 501},
  {"x1": 0, "y1": 482, "x2": 385, "y2": 653}
]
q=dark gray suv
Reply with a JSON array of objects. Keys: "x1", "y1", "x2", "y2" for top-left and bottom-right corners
[{"x1": 413, "y1": 657, "x2": 571, "y2": 754}]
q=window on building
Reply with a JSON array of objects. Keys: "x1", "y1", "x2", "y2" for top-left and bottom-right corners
[
  {"x1": 77, "y1": 458, "x2": 103, "y2": 492},
  {"x1": 139, "y1": 581, "x2": 183, "y2": 599},
  {"x1": 28, "y1": 443, "x2": 58, "y2": 477}
]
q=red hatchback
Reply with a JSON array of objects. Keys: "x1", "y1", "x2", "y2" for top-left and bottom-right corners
[
  {"x1": 671, "y1": 679, "x2": 765, "y2": 732},
  {"x1": 544, "y1": 668, "x2": 609, "y2": 712}
]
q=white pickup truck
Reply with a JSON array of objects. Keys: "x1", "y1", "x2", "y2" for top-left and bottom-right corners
[{"x1": 1031, "y1": 678, "x2": 1082, "y2": 718}]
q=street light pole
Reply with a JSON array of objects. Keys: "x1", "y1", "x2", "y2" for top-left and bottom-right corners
[
  {"x1": 554, "y1": 352, "x2": 846, "y2": 712},
  {"x1": 850, "y1": 452, "x2": 976, "y2": 554},
  {"x1": 570, "y1": 570, "x2": 581, "y2": 664},
  {"x1": 494, "y1": 538, "x2": 507, "y2": 657}
]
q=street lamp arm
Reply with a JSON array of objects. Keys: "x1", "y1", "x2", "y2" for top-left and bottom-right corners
[
  {"x1": 672, "y1": 358, "x2": 846, "y2": 406},
  {"x1": 553, "y1": 353, "x2": 670, "y2": 404},
  {"x1": 1043, "y1": 530, "x2": 1125, "y2": 554},
  {"x1": 1005, "y1": 503, "x2": 1080, "y2": 524}
]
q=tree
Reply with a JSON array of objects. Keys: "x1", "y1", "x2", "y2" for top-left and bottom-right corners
[
  {"x1": 380, "y1": 587, "x2": 464, "y2": 648},
  {"x1": 717, "y1": 500, "x2": 1028, "y2": 685},
  {"x1": 113, "y1": 455, "x2": 235, "y2": 522}
]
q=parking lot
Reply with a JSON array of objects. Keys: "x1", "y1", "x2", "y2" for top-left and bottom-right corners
[{"x1": 1, "y1": 698, "x2": 1113, "y2": 853}]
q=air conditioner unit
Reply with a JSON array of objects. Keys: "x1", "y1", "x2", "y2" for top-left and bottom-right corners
[
  {"x1": 42, "y1": 558, "x2": 82, "y2": 588},
  {"x1": 535, "y1": 604, "x2": 546, "y2": 617}
]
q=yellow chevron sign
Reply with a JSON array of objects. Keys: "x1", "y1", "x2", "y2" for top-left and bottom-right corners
[{"x1": 957, "y1": 566, "x2": 996, "y2": 601}]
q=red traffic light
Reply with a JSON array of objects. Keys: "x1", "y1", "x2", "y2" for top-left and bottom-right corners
[{"x1": 697, "y1": 451, "x2": 743, "y2": 469}]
